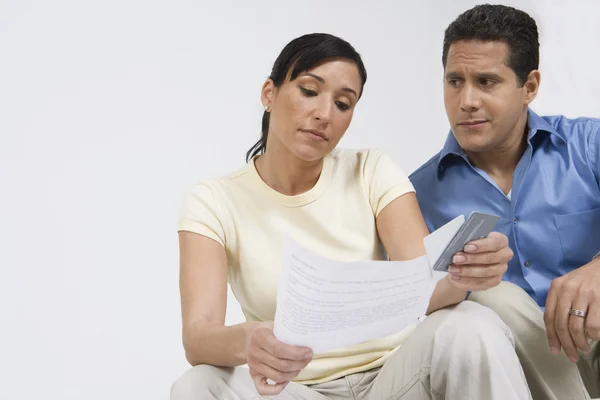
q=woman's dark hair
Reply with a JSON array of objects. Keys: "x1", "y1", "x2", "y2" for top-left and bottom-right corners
[{"x1": 245, "y1": 33, "x2": 367, "y2": 162}]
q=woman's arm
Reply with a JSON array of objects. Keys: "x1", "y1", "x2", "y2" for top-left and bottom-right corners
[
  {"x1": 179, "y1": 231, "x2": 259, "y2": 366},
  {"x1": 179, "y1": 231, "x2": 312, "y2": 396},
  {"x1": 375, "y1": 193, "x2": 467, "y2": 314}
]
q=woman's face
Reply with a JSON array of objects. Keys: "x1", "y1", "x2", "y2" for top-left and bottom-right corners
[{"x1": 262, "y1": 60, "x2": 362, "y2": 162}]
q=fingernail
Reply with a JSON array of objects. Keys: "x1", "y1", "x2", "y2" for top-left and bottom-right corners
[
  {"x1": 450, "y1": 274, "x2": 460, "y2": 280},
  {"x1": 568, "y1": 356, "x2": 578, "y2": 363},
  {"x1": 305, "y1": 352, "x2": 313, "y2": 360},
  {"x1": 550, "y1": 347, "x2": 559, "y2": 355},
  {"x1": 448, "y1": 266, "x2": 459, "y2": 273},
  {"x1": 464, "y1": 244, "x2": 477, "y2": 252},
  {"x1": 453, "y1": 255, "x2": 465, "y2": 264}
]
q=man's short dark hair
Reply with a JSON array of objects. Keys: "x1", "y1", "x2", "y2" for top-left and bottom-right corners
[{"x1": 442, "y1": 4, "x2": 539, "y2": 86}]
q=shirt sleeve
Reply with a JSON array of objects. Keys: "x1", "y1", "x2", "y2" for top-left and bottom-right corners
[
  {"x1": 362, "y1": 149, "x2": 415, "y2": 217},
  {"x1": 587, "y1": 121, "x2": 600, "y2": 259},
  {"x1": 588, "y1": 120, "x2": 600, "y2": 188},
  {"x1": 177, "y1": 181, "x2": 226, "y2": 246}
]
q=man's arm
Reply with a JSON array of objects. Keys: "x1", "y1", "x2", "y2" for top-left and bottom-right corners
[
  {"x1": 544, "y1": 256, "x2": 600, "y2": 363},
  {"x1": 545, "y1": 122, "x2": 600, "y2": 362},
  {"x1": 375, "y1": 192, "x2": 511, "y2": 314}
]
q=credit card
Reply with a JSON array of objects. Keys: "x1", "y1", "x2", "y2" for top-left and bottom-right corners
[{"x1": 431, "y1": 212, "x2": 500, "y2": 272}]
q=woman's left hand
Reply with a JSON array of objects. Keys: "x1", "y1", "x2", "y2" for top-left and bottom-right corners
[{"x1": 446, "y1": 232, "x2": 513, "y2": 291}]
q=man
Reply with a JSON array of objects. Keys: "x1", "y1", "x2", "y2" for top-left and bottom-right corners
[{"x1": 410, "y1": 4, "x2": 600, "y2": 400}]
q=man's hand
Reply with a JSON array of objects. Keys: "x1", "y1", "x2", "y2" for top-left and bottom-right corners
[
  {"x1": 544, "y1": 258, "x2": 600, "y2": 363},
  {"x1": 447, "y1": 232, "x2": 513, "y2": 291}
]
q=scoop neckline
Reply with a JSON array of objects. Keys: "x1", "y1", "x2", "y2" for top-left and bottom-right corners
[{"x1": 247, "y1": 153, "x2": 334, "y2": 207}]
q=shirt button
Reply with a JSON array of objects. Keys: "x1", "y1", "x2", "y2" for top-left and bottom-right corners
[
  {"x1": 524, "y1": 260, "x2": 531, "y2": 267},
  {"x1": 514, "y1": 217, "x2": 518, "y2": 223}
]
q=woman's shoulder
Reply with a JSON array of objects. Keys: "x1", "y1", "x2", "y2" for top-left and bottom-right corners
[
  {"x1": 186, "y1": 162, "x2": 254, "y2": 195},
  {"x1": 177, "y1": 164, "x2": 253, "y2": 243},
  {"x1": 331, "y1": 147, "x2": 398, "y2": 170}
]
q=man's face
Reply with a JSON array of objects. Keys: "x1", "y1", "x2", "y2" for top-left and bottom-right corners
[{"x1": 443, "y1": 40, "x2": 532, "y2": 153}]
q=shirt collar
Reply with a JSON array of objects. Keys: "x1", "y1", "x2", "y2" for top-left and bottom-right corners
[{"x1": 436, "y1": 109, "x2": 566, "y2": 175}]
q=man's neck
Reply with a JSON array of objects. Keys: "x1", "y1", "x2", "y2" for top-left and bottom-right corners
[
  {"x1": 254, "y1": 142, "x2": 322, "y2": 196},
  {"x1": 466, "y1": 113, "x2": 529, "y2": 194}
]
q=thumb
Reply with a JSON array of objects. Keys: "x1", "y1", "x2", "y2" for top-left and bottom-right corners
[{"x1": 262, "y1": 321, "x2": 274, "y2": 330}]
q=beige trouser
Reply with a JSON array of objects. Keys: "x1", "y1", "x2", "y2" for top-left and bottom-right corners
[
  {"x1": 170, "y1": 301, "x2": 532, "y2": 400},
  {"x1": 469, "y1": 281, "x2": 599, "y2": 400}
]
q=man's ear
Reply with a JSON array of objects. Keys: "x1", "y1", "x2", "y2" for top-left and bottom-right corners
[{"x1": 524, "y1": 70, "x2": 540, "y2": 106}]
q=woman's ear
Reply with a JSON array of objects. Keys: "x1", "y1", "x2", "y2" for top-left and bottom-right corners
[{"x1": 261, "y1": 79, "x2": 275, "y2": 111}]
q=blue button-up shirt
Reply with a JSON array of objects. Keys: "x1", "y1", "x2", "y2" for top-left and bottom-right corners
[{"x1": 410, "y1": 109, "x2": 600, "y2": 307}]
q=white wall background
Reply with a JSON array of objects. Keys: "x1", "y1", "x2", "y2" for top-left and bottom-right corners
[{"x1": 1, "y1": 1, "x2": 598, "y2": 399}]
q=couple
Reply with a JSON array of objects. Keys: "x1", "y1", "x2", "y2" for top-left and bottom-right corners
[{"x1": 172, "y1": 4, "x2": 600, "y2": 400}]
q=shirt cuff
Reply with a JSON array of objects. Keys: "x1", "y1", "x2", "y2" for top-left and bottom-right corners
[{"x1": 594, "y1": 251, "x2": 600, "y2": 260}]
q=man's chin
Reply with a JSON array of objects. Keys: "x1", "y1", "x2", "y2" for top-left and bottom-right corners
[{"x1": 454, "y1": 132, "x2": 495, "y2": 153}]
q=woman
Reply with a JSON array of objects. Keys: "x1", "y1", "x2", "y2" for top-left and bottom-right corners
[{"x1": 171, "y1": 33, "x2": 531, "y2": 399}]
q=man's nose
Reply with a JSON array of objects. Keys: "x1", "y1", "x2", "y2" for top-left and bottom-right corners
[{"x1": 459, "y1": 85, "x2": 482, "y2": 113}]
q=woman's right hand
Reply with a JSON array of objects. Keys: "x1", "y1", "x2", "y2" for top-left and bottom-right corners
[{"x1": 245, "y1": 321, "x2": 313, "y2": 396}]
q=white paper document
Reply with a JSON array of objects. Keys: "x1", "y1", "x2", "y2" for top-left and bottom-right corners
[
  {"x1": 424, "y1": 215, "x2": 466, "y2": 282},
  {"x1": 272, "y1": 212, "x2": 499, "y2": 353},
  {"x1": 273, "y1": 237, "x2": 437, "y2": 353}
]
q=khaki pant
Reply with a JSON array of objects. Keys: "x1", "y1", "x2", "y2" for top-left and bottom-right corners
[
  {"x1": 170, "y1": 301, "x2": 532, "y2": 399},
  {"x1": 469, "y1": 281, "x2": 599, "y2": 400}
]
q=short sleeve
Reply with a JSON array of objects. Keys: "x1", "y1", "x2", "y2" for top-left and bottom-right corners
[
  {"x1": 177, "y1": 181, "x2": 226, "y2": 246},
  {"x1": 362, "y1": 149, "x2": 415, "y2": 217}
]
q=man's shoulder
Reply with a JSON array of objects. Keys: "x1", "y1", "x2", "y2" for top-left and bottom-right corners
[
  {"x1": 409, "y1": 152, "x2": 442, "y2": 186},
  {"x1": 539, "y1": 114, "x2": 600, "y2": 139}
]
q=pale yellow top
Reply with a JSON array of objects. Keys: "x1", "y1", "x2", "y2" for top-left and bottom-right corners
[{"x1": 178, "y1": 148, "x2": 420, "y2": 384}]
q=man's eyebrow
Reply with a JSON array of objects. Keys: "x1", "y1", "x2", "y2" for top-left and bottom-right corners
[
  {"x1": 444, "y1": 71, "x2": 463, "y2": 80},
  {"x1": 475, "y1": 72, "x2": 503, "y2": 80},
  {"x1": 445, "y1": 71, "x2": 504, "y2": 81}
]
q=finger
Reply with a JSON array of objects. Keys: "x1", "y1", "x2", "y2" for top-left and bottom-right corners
[
  {"x1": 249, "y1": 354, "x2": 300, "y2": 384},
  {"x1": 585, "y1": 300, "x2": 600, "y2": 341},
  {"x1": 569, "y1": 293, "x2": 591, "y2": 353},
  {"x1": 260, "y1": 331, "x2": 313, "y2": 361},
  {"x1": 252, "y1": 345, "x2": 311, "y2": 374},
  {"x1": 249, "y1": 369, "x2": 288, "y2": 396},
  {"x1": 462, "y1": 232, "x2": 509, "y2": 253},
  {"x1": 555, "y1": 296, "x2": 579, "y2": 362},
  {"x1": 453, "y1": 247, "x2": 513, "y2": 266},
  {"x1": 544, "y1": 284, "x2": 562, "y2": 355},
  {"x1": 448, "y1": 263, "x2": 506, "y2": 278}
]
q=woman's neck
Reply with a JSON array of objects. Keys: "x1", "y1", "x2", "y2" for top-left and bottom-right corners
[{"x1": 254, "y1": 146, "x2": 323, "y2": 196}]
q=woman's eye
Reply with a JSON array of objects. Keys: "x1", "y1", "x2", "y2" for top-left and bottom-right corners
[
  {"x1": 300, "y1": 87, "x2": 317, "y2": 96},
  {"x1": 336, "y1": 101, "x2": 350, "y2": 111}
]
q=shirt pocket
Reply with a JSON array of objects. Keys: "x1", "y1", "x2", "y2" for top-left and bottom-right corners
[{"x1": 554, "y1": 207, "x2": 600, "y2": 270}]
